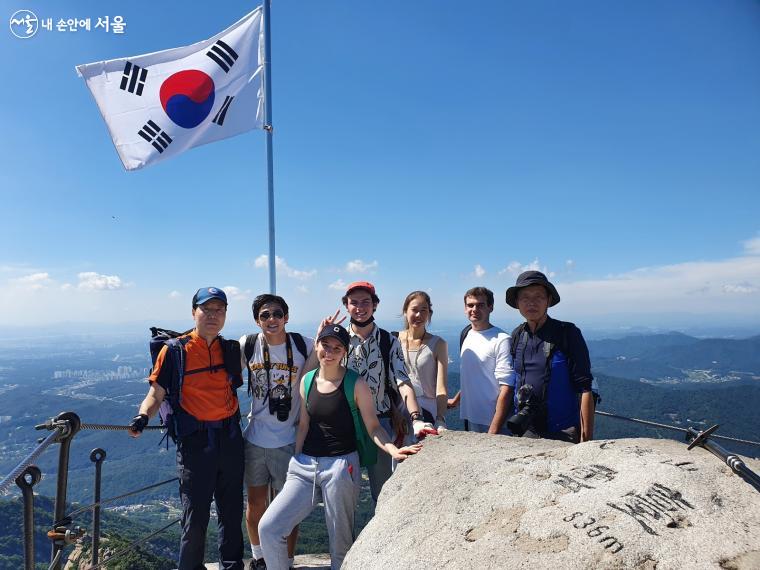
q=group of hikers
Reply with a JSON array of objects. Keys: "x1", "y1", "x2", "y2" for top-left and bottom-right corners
[{"x1": 127, "y1": 271, "x2": 596, "y2": 570}]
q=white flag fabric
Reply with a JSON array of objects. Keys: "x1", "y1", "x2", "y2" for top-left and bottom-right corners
[{"x1": 76, "y1": 9, "x2": 264, "y2": 171}]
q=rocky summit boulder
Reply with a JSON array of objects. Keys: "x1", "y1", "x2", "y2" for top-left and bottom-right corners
[{"x1": 343, "y1": 432, "x2": 760, "y2": 570}]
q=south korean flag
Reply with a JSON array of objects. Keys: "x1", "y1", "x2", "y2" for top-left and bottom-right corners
[{"x1": 76, "y1": 8, "x2": 264, "y2": 171}]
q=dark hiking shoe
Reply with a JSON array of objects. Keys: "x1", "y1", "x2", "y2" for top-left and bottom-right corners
[{"x1": 249, "y1": 558, "x2": 266, "y2": 570}]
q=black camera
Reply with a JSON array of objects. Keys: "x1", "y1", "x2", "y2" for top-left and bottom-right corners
[
  {"x1": 506, "y1": 385, "x2": 540, "y2": 436},
  {"x1": 268, "y1": 384, "x2": 292, "y2": 422}
]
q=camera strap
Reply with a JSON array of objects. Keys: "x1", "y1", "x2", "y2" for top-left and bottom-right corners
[
  {"x1": 261, "y1": 334, "x2": 295, "y2": 405},
  {"x1": 515, "y1": 327, "x2": 552, "y2": 403}
]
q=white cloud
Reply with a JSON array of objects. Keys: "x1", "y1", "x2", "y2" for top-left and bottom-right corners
[
  {"x1": 559, "y1": 255, "x2": 760, "y2": 317},
  {"x1": 345, "y1": 259, "x2": 378, "y2": 273},
  {"x1": 328, "y1": 279, "x2": 347, "y2": 291},
  {"x1": 12, "y1": 272, "x2": 52, "y2": 290},
  {"x1": 168, "y1": 290, "x2": 181, "y2": 299},
  {"x1": 723, "y1": 283, "x2": 758, "y2": 294},
  {"x1": 253, "y1": 255, "x2": 316, "y2": 280},
  {"x1": 296, "y1": 285, "x2": 309, "y2": 294},
  {"x1": 473, "y1": 264, "x2": 486, "y2": 278},
  {"x1": 498, "y1": 259, "x2": 555, "y2": 278},
  {"x1": 565, "y1": 259, "x2": 576, "y2": 271},
  {"x1": 77, "y1": 272, "x2": 124, "y2": 291},
  {"x1": 223, "y1": 285, "x2": 251, "y2": 302},
  {"x1": 743, "y1": 236, "x2": 760, "y2": 255}
]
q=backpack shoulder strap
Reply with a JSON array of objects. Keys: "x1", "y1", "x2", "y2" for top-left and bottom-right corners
[
  {"x1": 378, "y1": 327, "x2": 392, "y2": 383},
  {"x1": 165, "y1": 337, "x2": 189, "y2": 408},
  {"x1": 303, "y1": 369, "x2": 318, "y2": 412},
  {"x1": 459, "y1": 324, "x2": 472, "y2": 350},
  {"x1": 244, "y1": 333, "x2": 258, "y2": 362},
  {"x1": 509, "y1": 324, "x2": 526, "y2": 359},
  {"x1": 342, "y1": 368, "x2": 360, "y2": 414},
  {"x1": 244, "y1": 333, "x2": 258, "y2": 396},
  {"x1": 288, "y1": 332, "x2": 309, "y2": 361},
  {"x1": 544, "y1": 320, "x2": 574, "y2": 364}
]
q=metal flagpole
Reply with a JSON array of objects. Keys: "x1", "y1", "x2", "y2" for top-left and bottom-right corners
[{"x1": 262, "y1": 0, "x2": 276, "y2": 293}]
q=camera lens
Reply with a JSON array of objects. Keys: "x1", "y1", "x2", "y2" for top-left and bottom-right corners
[{"x1": 269, "y1": 384, "x2": 291, "y2": 422}]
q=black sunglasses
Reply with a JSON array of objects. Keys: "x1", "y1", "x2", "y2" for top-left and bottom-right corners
[{"x1": 259, "y1": 310, "x2": 285, "y2": 321}]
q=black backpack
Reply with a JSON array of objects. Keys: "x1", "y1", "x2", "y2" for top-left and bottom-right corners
[
  {"x1": 149, "y1": 327, "x2": 242, "y2": 442},
  {"x1": 379, "y1": 328, "x2": 402, "y2": 407},
  {"x1": 459, "y1": 324, "x2": 472, "y2": 350}
]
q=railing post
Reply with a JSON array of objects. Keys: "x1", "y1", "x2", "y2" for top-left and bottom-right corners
[
  {"x1": 89, "y1": 448, "x2": 106, "y2": 567},
  {"x1": 49, "y1": 411, "x2": 81, "y2": 570},
  {"x1": 15, "y1": 465, "x2": 42, "y2": 570}
]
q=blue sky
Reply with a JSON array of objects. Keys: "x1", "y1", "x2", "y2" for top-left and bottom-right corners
[{"x1": 2, "y1": 0, "x2": 760, "y2": 332}]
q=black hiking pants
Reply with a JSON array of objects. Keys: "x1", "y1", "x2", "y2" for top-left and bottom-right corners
[{"x1": 177, "y1": 420, "x2": 244, "y2": 570}]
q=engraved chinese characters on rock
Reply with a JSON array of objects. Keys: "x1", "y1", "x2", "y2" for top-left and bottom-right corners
[
  {"x1": 606, "y1": 483, "x2": 694, "y2": 536},
  {"x1": 563, "y1": 511, "x2": 624, "y2": 554},
  {"x1": 553, "y1": 464, "x2": 617, "y2": 493},
  {"x1": 659, "y1": 459, "x2": 698, "y2": 472}
]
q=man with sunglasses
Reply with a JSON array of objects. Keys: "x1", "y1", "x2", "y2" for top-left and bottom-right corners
[{"x1": 239, "y1": 294, "x2": 317, "y2": 570}]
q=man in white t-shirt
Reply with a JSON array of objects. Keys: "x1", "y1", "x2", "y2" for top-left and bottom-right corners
[
  {"x1": 449, "y1": 286, "x2": 515, "y2": 434},
  {"x1": 239, "y1": 294, "x2": 317, "y2": 570}
]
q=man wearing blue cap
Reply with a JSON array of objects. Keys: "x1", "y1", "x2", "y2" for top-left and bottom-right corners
[{"x1": 128, "y1": 287, "x2": 245, "y2": 570}]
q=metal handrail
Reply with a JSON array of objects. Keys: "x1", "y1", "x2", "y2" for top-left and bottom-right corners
[
  {"x1": 87, "y1": 518, "x2": 181, "y2": 570},
  {"x1": 0, "y1": 429, "x2": 64, "y2": 495},
  {"x1": 65, "y1": 477, "x2": 179, "y2": 520},
  {"x1": 595, "y1": 410, "x2": 760, "y2": 447},
  {"x1": 0, "y1": 412, "x2": 179, "y2": 570}
]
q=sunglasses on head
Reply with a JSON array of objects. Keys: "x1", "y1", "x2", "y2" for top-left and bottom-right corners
[{"x1": 259, "y1": 310, "x2": 285, "y2": 321}]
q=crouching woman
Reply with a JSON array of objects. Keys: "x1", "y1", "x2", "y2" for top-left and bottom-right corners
[{"x1": 259, "y1": 323, "x2": 422, "y2": 570}]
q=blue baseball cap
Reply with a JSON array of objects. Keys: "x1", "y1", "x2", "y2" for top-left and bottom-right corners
[{"x1": 192, "y1": 287, "x2": 228, "y2": 308}]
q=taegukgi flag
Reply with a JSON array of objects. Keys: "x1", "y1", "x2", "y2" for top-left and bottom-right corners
[{"x1": 76, "y1": 8, "x2": 264, "y2": 171}]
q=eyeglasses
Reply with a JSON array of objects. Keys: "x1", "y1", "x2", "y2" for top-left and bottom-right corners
[
  {"x1": 199, "y1": 306, "x2": 226, "y2": 316},
  {"x1": 259, "y1": 310, "x2": 285, "y2": 321}
]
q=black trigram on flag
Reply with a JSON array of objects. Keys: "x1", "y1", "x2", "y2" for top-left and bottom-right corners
[
  {"x1": 138, "y1": 120, "x2": 172, "y2": 153},
  {"x1": 212, "y1": 96, "x2": 235, "y2": 126},
  {"x1": 206, "y1": 40, "x2": 238, "y2": 73},
  {"x1": 120, "y1": 61, "x2": 147, "y2": 96}
]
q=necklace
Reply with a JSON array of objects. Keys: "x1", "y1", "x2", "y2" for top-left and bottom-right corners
[{"x1": 403, "y1": 330, "x2": 427, "y2": 382}]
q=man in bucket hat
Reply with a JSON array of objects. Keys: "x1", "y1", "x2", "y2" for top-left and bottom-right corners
[{"x1": 499, "y1": 271, "x2": 595, "y2": 443}]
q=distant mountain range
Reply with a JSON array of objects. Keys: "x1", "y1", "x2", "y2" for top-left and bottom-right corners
[{"x1": 586, "y1": 332, "x2": 760, "y2": 386}]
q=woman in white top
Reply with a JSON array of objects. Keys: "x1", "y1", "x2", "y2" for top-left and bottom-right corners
[{"x1": 397, "y1": 291, "x2": 449, "y2": 431}]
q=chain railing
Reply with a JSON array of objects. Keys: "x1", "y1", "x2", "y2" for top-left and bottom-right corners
[{"x1": 1, "y1": 412, "x2": 178, "y2": 570}]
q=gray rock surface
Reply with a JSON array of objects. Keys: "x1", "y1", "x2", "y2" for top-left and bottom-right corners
[
  {"x1": 204, "y1": 553, "x2": 331, "y2": 569},
  {"x1": 343, "y1": 432, "x2": 760, "y2": 569}
]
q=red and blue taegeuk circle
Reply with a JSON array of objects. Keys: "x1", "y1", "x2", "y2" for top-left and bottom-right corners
[{"x1": 159, "y1": 70, "x2": 215, "y2": 129}]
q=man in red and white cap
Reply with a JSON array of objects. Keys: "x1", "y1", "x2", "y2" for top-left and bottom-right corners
[{"x1": 341, "y1": 281, "x2": 434, "y2": 503}]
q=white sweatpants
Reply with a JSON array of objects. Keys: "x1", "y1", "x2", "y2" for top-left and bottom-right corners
[{"x1": 259, "y1": 451, "x2": 361, "y2": 570}]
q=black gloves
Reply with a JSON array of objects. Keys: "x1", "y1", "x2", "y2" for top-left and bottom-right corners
[{"x1": 129, "y1": 413, "x2": 149, "y2": 433}]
